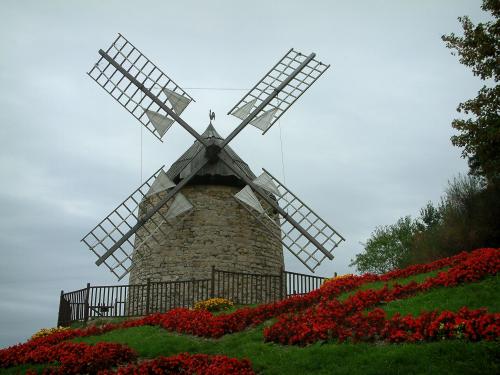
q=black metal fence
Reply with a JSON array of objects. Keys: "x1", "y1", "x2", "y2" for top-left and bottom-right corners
[{"x1": 57, "y1": 268, "x2": 326, "y2": 326}]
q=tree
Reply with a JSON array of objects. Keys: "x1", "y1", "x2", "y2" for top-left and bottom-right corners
[
  {"x1": 349, "y1": 216, "x2": 416, "y2": 274},
  {"x1": 441, "y1": 173, "x2": 483, "y2": 217},
  {"x1": 416, "y1": 201, "x2": 442, "y2": 232},
  {"x1": 442, "y1": 0, "x2": 500, "y2": 184},
  {"x1": 409, "y1": 174, "x2": 487, "y2": 264}
]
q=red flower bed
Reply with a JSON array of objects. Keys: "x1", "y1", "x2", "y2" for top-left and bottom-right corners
[
  {"x1": 263, "y1": 248, "x2": 500, "y2": 345},
  {"x1": 0, "y1": 325, "x2": 122, "y2": 368},
  {"x1": 2, "y1": 248, "x2": 473, "y2": 356},
  {"x1": 98, "y1": 353, "x2": 255, "y2": 375},
  {"x1": 6, "y1": 342, "x2": 136, "y2": 374},
  {"x1": 1, "y1": 340, "x2": 254, "y2": 374},
  {"x1": 385, "y1": 307, "x2": 499, "y2": 342},
  {"x1": 116, "y1": 249, "x2": 478, "y2": 339},
  {"x1": 341, "y1": 306, "x2": 500, "y2": 343},
  {"x1": 1, "y1": 248, "x2": 497, "y2": 372}
]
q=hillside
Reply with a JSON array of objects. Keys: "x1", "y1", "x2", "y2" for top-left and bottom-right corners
[{"x1": 1, "y1": 248, "x2": 499, "y2": 374}]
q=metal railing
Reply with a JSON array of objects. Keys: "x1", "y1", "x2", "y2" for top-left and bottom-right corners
[{"x1": 57, "y1": 268, "x2": 326, "y2": 326}]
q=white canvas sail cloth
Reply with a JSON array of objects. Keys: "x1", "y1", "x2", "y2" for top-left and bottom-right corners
[
  {"x1": 230, "y1": 99, "x2": 278, "y2": 133},
  {"x1": 165, "y1": 193, "x2": 194, "y2": 221},
  {"x1": 234, "y1": 185, "x2": 281, "y2": 245},
  {"x1": 231, "y1": 99, "x2": 257, "y2": 120},
  {"x1": 234, "y1": 185, "x2": 265, "y2": 213},
  {"x1": 253, "y1": 172, "x2": 281, "y2": 196},
  {"x1": 142, "y1": 89, "x2": 191, "y2": 139},
  {"x1": 163, "y1": 88, "x2": 191, "y2": 115},
  {"x1": 250, "y1": 108, "x2": 278, "y2": 132},
  {"x1": 146, "y1": 170, "x2": 175, "y2": 197},
  {"x1": 144, "y1": 109, "x2": 174, "y2": 138}
]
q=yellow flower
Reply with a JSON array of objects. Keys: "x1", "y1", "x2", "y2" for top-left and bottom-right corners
[
  {"x1": 31, "y1": 326, "x2": 70, "y2": 340},
  {"x1": 321, "y1": 273, "x2": 354, "y2": 287},
  {"x1": 194, "y1": 298, "x2": 234, "y2": 312}
]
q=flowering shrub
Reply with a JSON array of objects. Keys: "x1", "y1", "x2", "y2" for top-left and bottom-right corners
[
  {"x1": 194, "y1": 298, "x2": 234, "y2": 312},
  {"x1": 0, "y1": 325, "x2": 122, "y2": 368},
  {"x1": 128, "y1": 248, "x2": 499, "y2": 340},
  {"x1": 1, "y1": 248, "x2": 497, "y2": 372},
  {"x1": 263, "y1": 248, "x2": 500, "y2": 345},
  {"x1": 12, "y1": 249, "x2": 477, "y2": 347},
  {"x1": 30, "y1": 327, "x2": 70, "y2": 340},
  {"x1": 98, "y1": 353, "x2": 255, "y2": 375},
  {"x1": 4, "y1": 342, "x2": 135, "y2": 374}
]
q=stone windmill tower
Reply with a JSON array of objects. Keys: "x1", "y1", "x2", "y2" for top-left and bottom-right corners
[
  {"x1": 128, "y1": 123, "x2": 284, "y2": 285},
  {"x1": 82, "y1": 35, "x2": 345, "y2": 301}
]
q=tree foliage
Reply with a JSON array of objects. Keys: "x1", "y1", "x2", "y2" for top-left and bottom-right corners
[
  {"x1": 351, "y1": 174, "x2": 500, "y2": 274},
  {"x1": 442, "y1": 0, "x2": 500, "y2": 184},
  {"x1": 349, "y1": 216, "x2": 416, "y2": 274},
  {"x1": 416, "y1": 202, "x2": 442, "y2": 232}
]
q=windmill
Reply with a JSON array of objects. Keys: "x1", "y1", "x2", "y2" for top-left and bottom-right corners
[{"x1": 82, "y1": 34, "x2": 345, "y2": 286}]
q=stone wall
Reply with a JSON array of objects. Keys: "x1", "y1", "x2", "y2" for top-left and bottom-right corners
[{"x1": 127, "y1": 184, "x2": 284, "y2": 312}]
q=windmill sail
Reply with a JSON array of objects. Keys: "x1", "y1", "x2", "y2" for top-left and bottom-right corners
[
  {"x1": 250, "y1": 108, "x2": 278, "y2": 132},
  {"x1": 234, "y1": 169, "x2": 344, "y2": 272},
  {"x1": 165, "y1": 193, "x2": 193, "y2": 220},
  {"x1": 231, "y1": 99, "x2": 256, "y2": 120},
  {"x1": 144, "y1": 110, "x2": 175, "y2": 138},
  {"x1": 88, "y1": 34, "x2": 195, "y2": 141},
  {"x1": 262, "y1": 168, "x2": 344, "y2": 272},
  {"x1": 163, "y1": 88, "x2": 191, "y2": 115},
  {"x1": 146, "y1": 169, "x2": 176, "y2": 197},
  {"x1": 235, "y1": 185, "x2": 265, "y2": 213},
  {"x1": 81, "y1": 166, "x2": 194, "y2": 280},
  {"x1": 227, "y1": 48, "x2": 329, "y2": 134},
  {"x1": 253, "y1": 172, "x2": 281, "y2": 196}
]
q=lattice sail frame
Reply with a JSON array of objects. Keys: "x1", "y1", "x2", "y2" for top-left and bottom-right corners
[
  {"x1": 227, "y1": 48, "x2": 329, "y2": 134},
  {"x1": 235, "y1": 170, "x2": 344, "y2": 272},
  {"x1": 87, "y1": 34, "x2": 195, "y2": 141},
  {"x1": 81, "y1": 167, "x2": 193, "y2": 280}
]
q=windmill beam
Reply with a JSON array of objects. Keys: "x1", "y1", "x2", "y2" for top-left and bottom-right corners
[
  {"x1": 98, "y1": 49, "x2": 208, "y2": 147},
  {"x1": 220, "y1": 52, "x2": 316, "y2": 148},
  {"x1": 217, "y1": 150, "x2": 334, "y2": 261},
  {"x1": 95, "y1": 154, "x2": 210, "y2": 266},
  {"x1": 262, "y1": 168, "x2": 346, "y2": 242}
]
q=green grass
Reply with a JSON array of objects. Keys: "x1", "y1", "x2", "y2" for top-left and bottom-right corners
[
  {"x1": 382, "y1": 274, "x2": 500, "y2": 317},
  {"x1": 5, "y1": 268, "x2": 500, "y2": 374},
  {"x1": 6, "y1": 326, "x2": 499, "y2": 374},
  {"x1": 71, "y1": 325, "x2": 499, "y2": 374},
  {"x1": 68, "y1": 273, "x2": 500, "y2": 374},
  {"x1": 337, "y1": 268, "x2": 445, "y2": 301},
  {"x1": 70, "y1": 316, "x2": 130, "y2": 329}
]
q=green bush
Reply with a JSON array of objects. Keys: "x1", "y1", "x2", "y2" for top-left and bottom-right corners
[{"x1": 352, "y1": 174, "x2": 500, "y2": 273}]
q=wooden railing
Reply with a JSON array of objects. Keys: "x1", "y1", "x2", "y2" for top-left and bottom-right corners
[
  {"x1": 285, "y1": 270, "x2": 325, "y2": 296},
  {"x1": 57, "y1": 268, "x2": 326, "y2": 326}
]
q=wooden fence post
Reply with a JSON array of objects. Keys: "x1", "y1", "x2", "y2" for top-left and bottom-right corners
[
  {"x1": 279, "y1": 267, "x2": 284, "y2": 300},
  {"x1": 57, "y1": 290, "x2": 64, "y2": 327},
  {"x1": 83, "y1": 283, "x2": 90, "y2": 322},
  {"x1": 210, "y1": 265, "x2": 215, "y2": 298},
  {"x1": 145, "y1": 278, "x2": 151, "y2": 316}
]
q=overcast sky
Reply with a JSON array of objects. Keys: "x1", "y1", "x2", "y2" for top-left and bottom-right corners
[{"x1": 0, "y1": 0, "x2": 490, "y2": 347}]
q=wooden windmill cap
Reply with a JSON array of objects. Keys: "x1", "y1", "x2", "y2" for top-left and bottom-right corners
[{"x1": 166, "y1": 124, "x2": 256, "y2": 187}]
